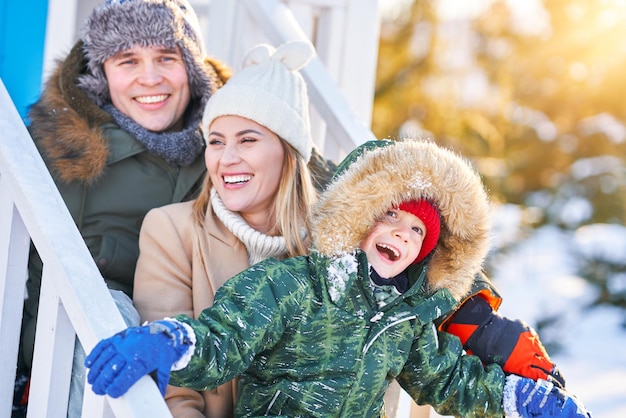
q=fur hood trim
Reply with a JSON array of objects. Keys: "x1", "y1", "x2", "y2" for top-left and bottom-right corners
[
  {"x1": 28, "y1": 43, "x2": 111, "y2": 184},
  {"x1": 311, "y1": 139, "x2": 492, "y2": 301}
]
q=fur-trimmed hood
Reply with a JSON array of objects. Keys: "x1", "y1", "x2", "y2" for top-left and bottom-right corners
[
  {"x1": 311, "y1": 139, "x2": 492, "y2": 301},
  {"x1": 28, "y1": 41, "x2": 229, "y2": 184}
]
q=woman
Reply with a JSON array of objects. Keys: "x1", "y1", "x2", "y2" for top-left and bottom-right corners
[{"x1": 132, "y1": 41, "x2": 317, "y2": 418}]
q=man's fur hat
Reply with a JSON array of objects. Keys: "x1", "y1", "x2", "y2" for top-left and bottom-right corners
[{"x1": 78, "y1": 0, "x2": 219, "y2": 106}]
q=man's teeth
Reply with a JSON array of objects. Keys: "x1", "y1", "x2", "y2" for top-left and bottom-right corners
[
  {"x1": 224, "y1": 175, "x2": 252, "y2": 184},
  {"x1": 136, "y1": 95, "x2": 168, "y2": 104}
]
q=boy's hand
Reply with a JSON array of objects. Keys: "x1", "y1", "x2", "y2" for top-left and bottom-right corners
[
  {"x1": 503, "y1": 375, "x2": 592, "y2": 417},
  {"x1": 445, "y1": 295, "x2": 566, "y2": 388},
  {"x1": 85, "y1": 320, "x2": 192, "y2": 398},
  {"x1": 503, "y1": 326, "x2": 566, "y2": 388}
]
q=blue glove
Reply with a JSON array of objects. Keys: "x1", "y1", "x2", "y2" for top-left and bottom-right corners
[
  {"x1": 503, "y1": 375, "x2": 592, "y2": 417},
  {"x1": 85, "y1": 320, "x2": 193, "y2": 398}
]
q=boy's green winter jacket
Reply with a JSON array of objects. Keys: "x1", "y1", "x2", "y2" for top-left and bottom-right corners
[
  {"x1": 170, "y1": 139, "x2": 506, "y2": 417},
  {"x1": 171, "y1": 251, "x2": 505, "y2": 417}
]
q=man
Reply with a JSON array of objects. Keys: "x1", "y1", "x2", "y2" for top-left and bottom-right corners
[{"x1": 15, "y1": 1, "x2": 230, "y2": 416}]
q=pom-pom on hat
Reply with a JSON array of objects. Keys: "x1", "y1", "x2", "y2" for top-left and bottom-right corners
[
  {"x1": 202, "y1": 41, "x2": 315, "y2": 162},
  {"x1": 398, "y1": 199, "x2": 441, "y2": 264},
  {"x1": 79, "y1": 0, "x2": 219, "y2": 107}
]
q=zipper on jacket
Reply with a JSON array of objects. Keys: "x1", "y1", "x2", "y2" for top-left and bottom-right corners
[
  {"x1": 363, "y1": 290, "x2": 456, "y2": 355},
  {"x1": 362, "y1": 314, "x2": 417, "y2": 354},
  {"x1": 265, "y1": 390, "x2": 281, "y2": 416},
  {"x1": 361, "y1": 268, "x2": 428, "y2": 353}
]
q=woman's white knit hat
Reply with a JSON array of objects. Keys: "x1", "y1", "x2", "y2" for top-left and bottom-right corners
[{"x1": 202, "y1": 41, "x2": 315, "y2": 162}]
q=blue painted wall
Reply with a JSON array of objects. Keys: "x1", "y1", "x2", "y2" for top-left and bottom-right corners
[{"x1": 0, "y1": 0, "x2": 48, "y2": 122}]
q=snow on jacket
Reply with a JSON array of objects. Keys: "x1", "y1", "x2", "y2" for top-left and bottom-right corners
[{"x1": 169, "y1": 139, "x2": 506, "y2": 417}]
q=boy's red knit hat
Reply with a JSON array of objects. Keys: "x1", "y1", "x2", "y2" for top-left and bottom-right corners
[{"x1": 398, "y1": 199, "x2": 441, "y2": 264}]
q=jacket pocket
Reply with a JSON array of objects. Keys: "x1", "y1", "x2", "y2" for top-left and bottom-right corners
[{"x1": 95, "y1": 234, "x2": 138, "y2": 295}]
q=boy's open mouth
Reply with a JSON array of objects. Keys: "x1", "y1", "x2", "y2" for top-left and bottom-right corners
[{"x1": 376, "y1": 243, "x2": 399, "y2": 261}]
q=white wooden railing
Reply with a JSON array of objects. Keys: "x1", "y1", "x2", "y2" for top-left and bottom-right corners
[
  {"x1": 0, "y1": 78, "x2": 171, "y2": 417},
  {"x1": 0, "y1": 1, "x2": 379, "y2": 416}
]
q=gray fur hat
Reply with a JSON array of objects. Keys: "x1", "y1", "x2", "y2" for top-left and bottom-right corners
[{"x1": 78, "y1": 0, "x2": 218, "y2": 107}]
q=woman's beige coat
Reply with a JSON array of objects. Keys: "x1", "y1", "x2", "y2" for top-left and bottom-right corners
[{"x1": 134, "y1": 200, "x2": 249, "y2": 418}]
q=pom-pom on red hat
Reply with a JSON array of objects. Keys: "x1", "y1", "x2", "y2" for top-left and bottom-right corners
[{"x1": 398, "y1": 199, "x2": 441, "y2": 264}]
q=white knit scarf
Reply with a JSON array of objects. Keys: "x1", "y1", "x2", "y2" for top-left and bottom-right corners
[{"x1": 210, "y1": 188, "x2": 288, "y2": 265}]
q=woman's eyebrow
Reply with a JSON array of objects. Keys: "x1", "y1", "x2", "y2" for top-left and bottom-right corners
[{"x1": 236, "y1": 129, "x2": 263, "y2": 136}]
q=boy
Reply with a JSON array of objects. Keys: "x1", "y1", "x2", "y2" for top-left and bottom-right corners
[{"x1": 84, "y1": 139, "x2": 591, "y2": 417}]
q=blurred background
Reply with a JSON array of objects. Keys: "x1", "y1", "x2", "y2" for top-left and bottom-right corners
[
  {"x1": 377, "y1": 1, "x2": 626, "y2": 416},
  {"x1": 2, "y1": 0, "x2": 623, "y2": 415}
]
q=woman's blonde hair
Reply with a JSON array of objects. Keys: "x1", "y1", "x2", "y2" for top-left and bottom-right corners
[{"x1": 193, "y1": 140, "x2": 317, "y2": 257}]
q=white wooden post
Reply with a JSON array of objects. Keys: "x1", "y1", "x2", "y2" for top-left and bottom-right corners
[
  {"x1": 42, "y1": 0, "x2": 79, "y2": 81},
  {"x1": 27, "y1": 269, "x2": 74, "y2": 417},
  {"x1": 240, "y1": 0, "x2": 377, "y2": 158},
  {"x1": 0, "y1": 181, "x2": 30, "y2": 417},
  {"x1": 313, "y1": 0, "x2": 380, "y2": 158},
  {"x1": 202, "y1": 0, "x2": 378, "y2": 160}
]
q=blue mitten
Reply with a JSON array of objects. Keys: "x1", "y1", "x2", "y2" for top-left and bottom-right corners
[
  {"x1": 85, "y1": 319, "x2": 193, "y2": 398},
  {"x1": 503, "y1": 375, "x2": 592, "y2": 417}
]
